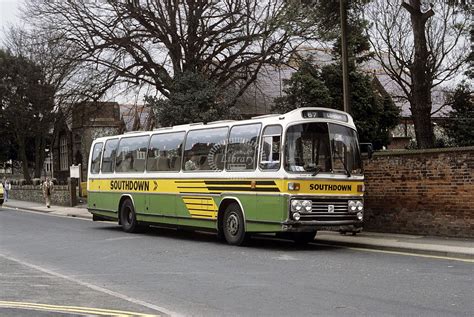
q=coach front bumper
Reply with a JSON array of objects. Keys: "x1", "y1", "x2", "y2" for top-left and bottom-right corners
[{"x1": 283, "y1": 197, "x2": 364, "y2": 232}]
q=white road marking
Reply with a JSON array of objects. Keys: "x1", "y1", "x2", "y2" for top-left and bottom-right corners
[
  {"x1": 105, "y1": 236, "x2": 143, "y2": 241},
  {"x1": 273, "y1": 254, "x2": 299, "y2": 261},
  {"x1": 0, "y1": 254, "x2": 182, "y2": 317}
]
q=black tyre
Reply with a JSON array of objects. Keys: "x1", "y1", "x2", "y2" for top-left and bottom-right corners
[
  {"x1": 292, "y1": 231, "x2": 317, "y2": 245},
  {"x1": 223, "y1": 203, "x2": 249, "y2": 246},
  {"x1": 216, "y1": 228, "x2": 226, "y2": 242},
  {"x1": 120, "y1": 199, "x2": 141, "y2": 233}
]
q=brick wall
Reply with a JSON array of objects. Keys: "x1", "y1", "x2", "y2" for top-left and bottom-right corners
[
  {"x1": 9, "y1": 185, "x2": 71, "y2": 207},
  {"x1": 364, "y1": 147, "x2": 474, "y2": 238}
]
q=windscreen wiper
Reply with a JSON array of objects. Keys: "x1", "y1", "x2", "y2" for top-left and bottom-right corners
[
  {"x1": 306, "y1": 166, "x2": 321, "y2": 176},
  {"x1": 333, "y1": 150, "x2": 351, "y2": 177}
]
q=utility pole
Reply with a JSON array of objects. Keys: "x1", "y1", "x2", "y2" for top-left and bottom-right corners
[{"x1": 340, "y1": 0, "x2": 350, "y2": 114}]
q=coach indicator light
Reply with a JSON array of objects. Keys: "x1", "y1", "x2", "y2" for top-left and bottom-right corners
[{"x1": 288, "y1": 182, "x2": 300, "y2": 191}]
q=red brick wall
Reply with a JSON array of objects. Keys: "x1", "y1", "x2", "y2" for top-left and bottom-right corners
[{"x1": 363, "y1": 147, "x2": 474, "y2": 238}]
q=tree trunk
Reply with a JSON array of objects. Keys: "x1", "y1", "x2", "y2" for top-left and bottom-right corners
[
  {"x1": 34, "y1": 133, "x2": 46, "y2": 179},
  {"x1": 410, "y1": 97, "x2": 434, "y2": 148},
  {"x1": 403, "y1": 0, "x2": 435, "y2": 148},
  {"x1": 17, "y1": 136, "x2": 31, "y2": 183}
]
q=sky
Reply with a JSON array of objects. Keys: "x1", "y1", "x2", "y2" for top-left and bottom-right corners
[
  {"x1": 0, "y1": 0, "x2": 467, "y2": 108},
  {"x1": 0, "y1": 0, "x2": 142, "y2": 104},
  {"x1": 0, "y1": 0, "x2": 21, "y2": 41}
]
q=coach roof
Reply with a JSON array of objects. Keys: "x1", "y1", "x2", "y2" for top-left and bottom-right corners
[{"x1": 93, "y1": 107, "x2": 355, "y2": 143}]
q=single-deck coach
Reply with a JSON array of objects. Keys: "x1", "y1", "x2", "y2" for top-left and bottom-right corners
[{"x1": 87, "y1": 108, "x2": 365, "y2": 245}]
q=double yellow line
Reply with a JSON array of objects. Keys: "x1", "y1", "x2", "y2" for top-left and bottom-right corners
[{"x1": 0, "y1": 301, "x2": 159, "y2": 316}]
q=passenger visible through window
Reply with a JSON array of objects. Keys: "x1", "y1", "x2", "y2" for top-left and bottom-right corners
[
  {"x1": 101, "y1": 139, "x2": 119, "y2": 173},
  {"x1": 147, "y1": 132, "x2": 185, "y2": 172},
  {"x1": 226, "y1": 124, "x2": 261, "y2": 171},
  {"x1": 115, "y1": 136, "x2": 149, "y2": 173},
  {"x1": 183, "y1": 127, "x2": 228, "y2": 171}
]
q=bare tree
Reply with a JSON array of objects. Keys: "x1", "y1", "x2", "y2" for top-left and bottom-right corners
[
  {"x1": 3, "y1": 26, "x2": 119, "y2": 179},
  {"x1": 367, "y1": 0, "x2": 469, "y2": 148},
  {"x1": 4, "y1": 26, "x2": 122, "y2": 113},
  {"x1": 23, "y1": 0, "x2": 318, "y2": 105}
]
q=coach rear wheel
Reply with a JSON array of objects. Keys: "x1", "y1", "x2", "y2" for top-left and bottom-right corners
[
  {"x1": 120, "y1": 199, "x2": 143, "y2": 233},
  {"x1": 223, "y1": 203, "x2": 249, "y2": 246}
]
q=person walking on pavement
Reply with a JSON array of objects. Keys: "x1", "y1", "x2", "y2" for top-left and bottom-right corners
[
  {"x1": 0, "y1": 181, "x2": 4, "y2": 206},
  {"x1": 41, "y1": 177, "x2": 54, "y2": 208},
  {"x1": 3, "y1": 178, "x2": 10, "y2": 202}
]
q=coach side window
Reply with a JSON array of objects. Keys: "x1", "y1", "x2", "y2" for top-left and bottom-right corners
[
  {"x1": 115, "y1": 135, "x2": 149, "y2": 173},
  {"x1": 101, "y1": 139, "x2": 119, "y2": 173},
  {"x1": 183, "y1": 127, "x2": 228, "y2": 171},
  {"x1": 260, "y1": 125, "x2": 282, "y2": 170},
  {"x1": 226, "y1": 123, "x2": 261, "y2": 171},
  {"x1": 147, "y1": 132, "x2": 185, "y2": 172},
  {"x1": 90, "y1": 143, "x2": 103, "y2": 174}
]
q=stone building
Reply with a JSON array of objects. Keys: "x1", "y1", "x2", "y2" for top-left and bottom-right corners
[{"x1": 52, "y1": 102, "x2": 123, "y2": 183}]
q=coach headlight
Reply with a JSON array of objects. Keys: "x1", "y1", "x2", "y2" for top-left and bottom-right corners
[
  {"x1": 291, "y1": 200, "x2": 302, "y2": 212},
  {"x1": 302, "y1": 200, "x2": 312, "y2": 212},
  {"x1": 348, "y1": 200, "x2": 357, "y2": 212},
  {"x1": 348, "y1": 200, "x2": 363, "y2": 212},
  {"x1": 291, "y1": 200, "x2": 312, "y2": 212}
]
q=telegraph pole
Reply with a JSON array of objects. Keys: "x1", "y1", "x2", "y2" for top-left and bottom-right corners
[{"x1": 340, "y1": 0, "x2": 350, "y2": 114}]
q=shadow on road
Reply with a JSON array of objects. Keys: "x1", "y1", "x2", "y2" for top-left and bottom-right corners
[{"x1": 91, "y1": 223, "x2": 340, "y2": 252}]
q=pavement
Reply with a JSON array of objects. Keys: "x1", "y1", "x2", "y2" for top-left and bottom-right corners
[{"x1": 2, "y1": 199, "x2": 473, "y2": 260}]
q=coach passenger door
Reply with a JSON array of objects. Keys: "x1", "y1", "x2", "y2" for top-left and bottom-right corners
[{"x1": 257, "y1": 125, "x2": 285, "y2": 222}]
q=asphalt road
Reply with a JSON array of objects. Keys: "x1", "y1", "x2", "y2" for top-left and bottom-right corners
[{"x1": 1, "y1": 207, "x2": 473, "y2": 317}]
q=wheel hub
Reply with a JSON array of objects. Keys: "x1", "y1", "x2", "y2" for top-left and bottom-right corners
[
  {"x1": 126, "y1": 208, "x2": 132, "y2": 224},
  {"x1": 226, "y1": 213, "x2": 239, "y2": 236}
]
